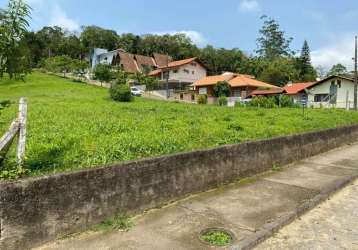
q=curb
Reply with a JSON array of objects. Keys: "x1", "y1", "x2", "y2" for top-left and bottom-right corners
[{"x1": 230, "y1": 175, "x2": 358, "y2": 250}]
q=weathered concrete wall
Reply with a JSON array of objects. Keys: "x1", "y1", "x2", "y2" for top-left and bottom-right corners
[{"x1": 1, "y1": 125, "x2": 358, "y2": 250}]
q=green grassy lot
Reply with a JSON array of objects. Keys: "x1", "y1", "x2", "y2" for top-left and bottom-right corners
[{"x1": 1, "y1": 72, "x2": 358, "y2": 179}]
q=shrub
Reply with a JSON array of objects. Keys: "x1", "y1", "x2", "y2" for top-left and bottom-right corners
[
  {"x1": 249, "y1": 96, "x2": 276, "y2": 108},
  {"x1": 278, "y1": 95, "x2": 295, "y2": 107},
  {"x1": 213, "y1": 81, "x2": 230, "y2": 97},
  {"x1": 197, "y1": 94, "x2": 208, "y2": 104},
  {"x1": 94, "y1": 64, "x2": 112, "y2": 84},
  {"x1": 110, "y1": 83, "x2": 133, "y2": 102},
  {"x1": 218, "y1": 96, "x2": 228, "y2": 106}
]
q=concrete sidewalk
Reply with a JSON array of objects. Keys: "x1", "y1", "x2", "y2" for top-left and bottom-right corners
[{"x1": 35, "y1": 143, "x2": 358, "y2": 250}]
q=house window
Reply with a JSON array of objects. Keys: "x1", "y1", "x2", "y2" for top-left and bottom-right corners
[
  {"x1": 183, "y1": 69, "x2": 190, "y2": 74},
  {"x1": 314, "y1": 94, "x2": 329, "y2": 102},
  {"x1": 199, "y1": 87, "x2": 207, "y2": 95},
  {"x1": 337, "y1": 80, "x2": 342, "y2": 88},
  {"x1": 191, "y1": 63, "x2": 197, "y2": 67},
  {"x1": 192, "y1": 71, "x2": 195, "y2": 74},
  {"x1": 173, "y1": 69, "x2": 178, "y2": 73},
  {"x1": 232, "y1": 88, "x2": 241, "y2": 97}
]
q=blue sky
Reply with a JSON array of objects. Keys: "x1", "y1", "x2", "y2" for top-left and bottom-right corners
[{"x1": 1, "y1": 0, "x2": 358, "y2": 70}]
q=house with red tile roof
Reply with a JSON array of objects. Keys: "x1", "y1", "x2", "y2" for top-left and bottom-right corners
[
  {"x1": 193, "y1": 72, "x2": 280, "y2": 99},
  {"x1": 149, "y1": 57, "x2": 208, "y2": 89},
  {"x1": 90, "y1": 48, "x2": 171, "y2": 75},
  {"x1": 282, "y1": 82, "x2": 316, "y2": 104}
]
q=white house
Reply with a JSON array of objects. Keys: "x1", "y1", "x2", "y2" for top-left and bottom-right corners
[
  {"x1": 149, "y1": 57, "x2": 207, "y2": 89},
  {"x1": 306, "y1": 75, "x2": 357, "y2": 109}
]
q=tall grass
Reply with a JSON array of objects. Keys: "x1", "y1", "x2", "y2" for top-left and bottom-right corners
[{"x1": 1, "y1": 72, "x2": 358, "y2": 179}]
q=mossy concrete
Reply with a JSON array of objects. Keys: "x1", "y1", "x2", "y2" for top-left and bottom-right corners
[{"x1": 35, "y1": 142, "x2": 358, "y2": 250}]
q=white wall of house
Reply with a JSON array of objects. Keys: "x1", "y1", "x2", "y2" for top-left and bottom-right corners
[
  {"x1": 99, "y1": 51, "x2": 117, "y2": 65},
  {"x1": 307, "y1": 77, "x2": 356, "y2": 109},
  {"x1": 162, "y1": 62, "x2": 207, "y2": 83}
]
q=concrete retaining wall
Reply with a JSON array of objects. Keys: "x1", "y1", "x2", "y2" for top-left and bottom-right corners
[{"x1": 1, "y1": 125, "x2": 358, "y2": 250}]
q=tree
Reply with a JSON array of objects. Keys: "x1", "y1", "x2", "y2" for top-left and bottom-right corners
[
  {"x1": 71, "y1": 59, "x2": 88, "y2": 80},
  {"x1": 259, "y1": 57, "x2": 300, "y2": 86},
  {"x1": 256, "y1": 16, "x2": 293, "y2": 59},
  {"x1": 327, "y1": 64, "x2": 348, "y2": 77},
  {"x1": 0, "y1": 0, "x2": 32, "y2": 79},
  {"x1": 80, "y1": 26, "x2": 119, "y2": 52},
  {"x1": 118, "y1": 33, "x2": 141, "y2": 54},
  {"x1": 213, "y1": 81, "x2": 231, "y2": 97},
  {"x1": 199, "y1": 45, "x2": 247, "y2": 75},
  {"x1": 93, "y1": 63, "x2": 112, "y2": 85},
  {"x1": 36, "y1": 26, "x2": 65, "y2": 58},
  {"x1": 297, "y1": 40, "x2": 317, "y2": 81},
  {"x1": 43, "y1": 55, "x2": 73, "y2": 77}
]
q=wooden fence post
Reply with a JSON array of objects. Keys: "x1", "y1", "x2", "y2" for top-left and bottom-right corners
[
  {"x1": 0, "y1": 120, "x2": 20, "y2": 164},
  {"x1": 16, "y1": 97, "x2": 27, "y2": 166}
]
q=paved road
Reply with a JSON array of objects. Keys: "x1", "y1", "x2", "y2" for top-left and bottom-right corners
[
  {"x1": 35, "y1": 143, "x2": 358, "y2": 250},
  {"x1": 256, "y1": 179, "x2": 358, "y2": 250}
]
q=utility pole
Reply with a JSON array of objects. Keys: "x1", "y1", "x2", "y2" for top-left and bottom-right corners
[
  {"x1": 166, "y1": 54, "x2": 170, "y2": 99},
  {"x1": 354, "y1": 36, "x2": 358, "y2": 110}
]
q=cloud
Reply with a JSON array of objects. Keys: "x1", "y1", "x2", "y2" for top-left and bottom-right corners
[
  {"x1": 311, "y1": 35, "x2": 356, "y2": 71},
  {"x1": 152, "y1": 30, "x2": 208, "y2": 47},
  {"x1": 49, "y1": 4, "x2": 79, "y2": 31},
  {"x1": 239, "y1": 0, "x2": 260, "y2": 12}
]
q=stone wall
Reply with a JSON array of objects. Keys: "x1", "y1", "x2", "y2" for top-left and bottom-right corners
[{"x1": 1, "y1": 125, "x2": 358, "y2": 250}]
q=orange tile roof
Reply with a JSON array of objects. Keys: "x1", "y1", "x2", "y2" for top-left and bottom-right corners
[
  {"x1": 158, "y1": 57, "x2": 198, "y2": 69},
  {"x1": 148, "y1": 69, "x2": 162, "y2": 76},
  {"x1": 283, "y1": 82, "x2": 316, "y2": 94},
  {"x1": 228, "y1": 75, "x2": 280, "y2": 89},
  {"x1": 194, "y1": 74, "x2": 235, "y2": 86}
]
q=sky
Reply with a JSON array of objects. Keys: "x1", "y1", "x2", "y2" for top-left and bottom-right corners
[{"x1": 1, "y1": 0, "x2": 358, "y2": 70}]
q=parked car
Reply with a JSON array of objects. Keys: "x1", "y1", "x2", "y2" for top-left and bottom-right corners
[{"x1": 131, "y1": 87, "x2": 142, "y2": 97}]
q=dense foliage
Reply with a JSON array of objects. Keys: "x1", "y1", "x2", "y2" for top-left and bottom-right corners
[
  {"x1": 213, "y1": 81, "x2": 231, "y2": 97},
  {"x1": 249, "y1": 96, "x2": 277, "y2": 108},
  {"x1": 197, "y1": 94, "x2": 208, "y2": 104},
  {"x1": 2, "y1": 73, "x2": 358, "y2": 179},
  {"x1": 0, "y1": 0, "x2": 32, "y2": 79},
  {"x1": 93, "y1": 63, "x2": 112, "y2": 83},
  {"x1": 8, "y1": 0, "x2": 318, "y2": 86},
  {"x1": 217, "y1": 96, "x2": 228, "y2": 106},
  {"x1": 327, "y1": 64, "x2": 348, "y2": 77},
  {"x1": 110, "y1": 83, "x2": 133, "y2": 102}
]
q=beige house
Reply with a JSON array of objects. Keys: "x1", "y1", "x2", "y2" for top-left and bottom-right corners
[
  {"x1": 306, "y1": 75, "x2": 357, "y2": 109},
  {"x1": 149, "y1": 58, "x2": 207, "y2": 90}
]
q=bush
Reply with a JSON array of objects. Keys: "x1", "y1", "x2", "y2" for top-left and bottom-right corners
[
  {"x1": 278, "y1": 95, "x2": 294, "y2": 107},
  {"x1": 110, "y1": 83, "x2": 133, "y2": 102},
  {"x1": 197, "y1": 94, "x2": 208, "y2": 104},
  {"x1": 94, "y1": 64, "x2": 112, "y2": 83},
  {"x1": 218, "y1": 96, "x2": 228, "y2": 106},
  {"x1": 249, "y1": 96, "x2": 276, "y2": 108},
  {"x1": 213, "y1": 81, "x2": 230, "y2": 97}
]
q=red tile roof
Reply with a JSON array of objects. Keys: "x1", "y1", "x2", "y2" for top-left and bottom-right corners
[
  {"x1": 250, "y1": 88, "x2": 284, "y2": 96},
  {"x1": 283, "y1": 82, "x2": 316, "y2": 95},
  {"x1": 153, "y1": 53, "x2": 172, "y2": 67}
]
